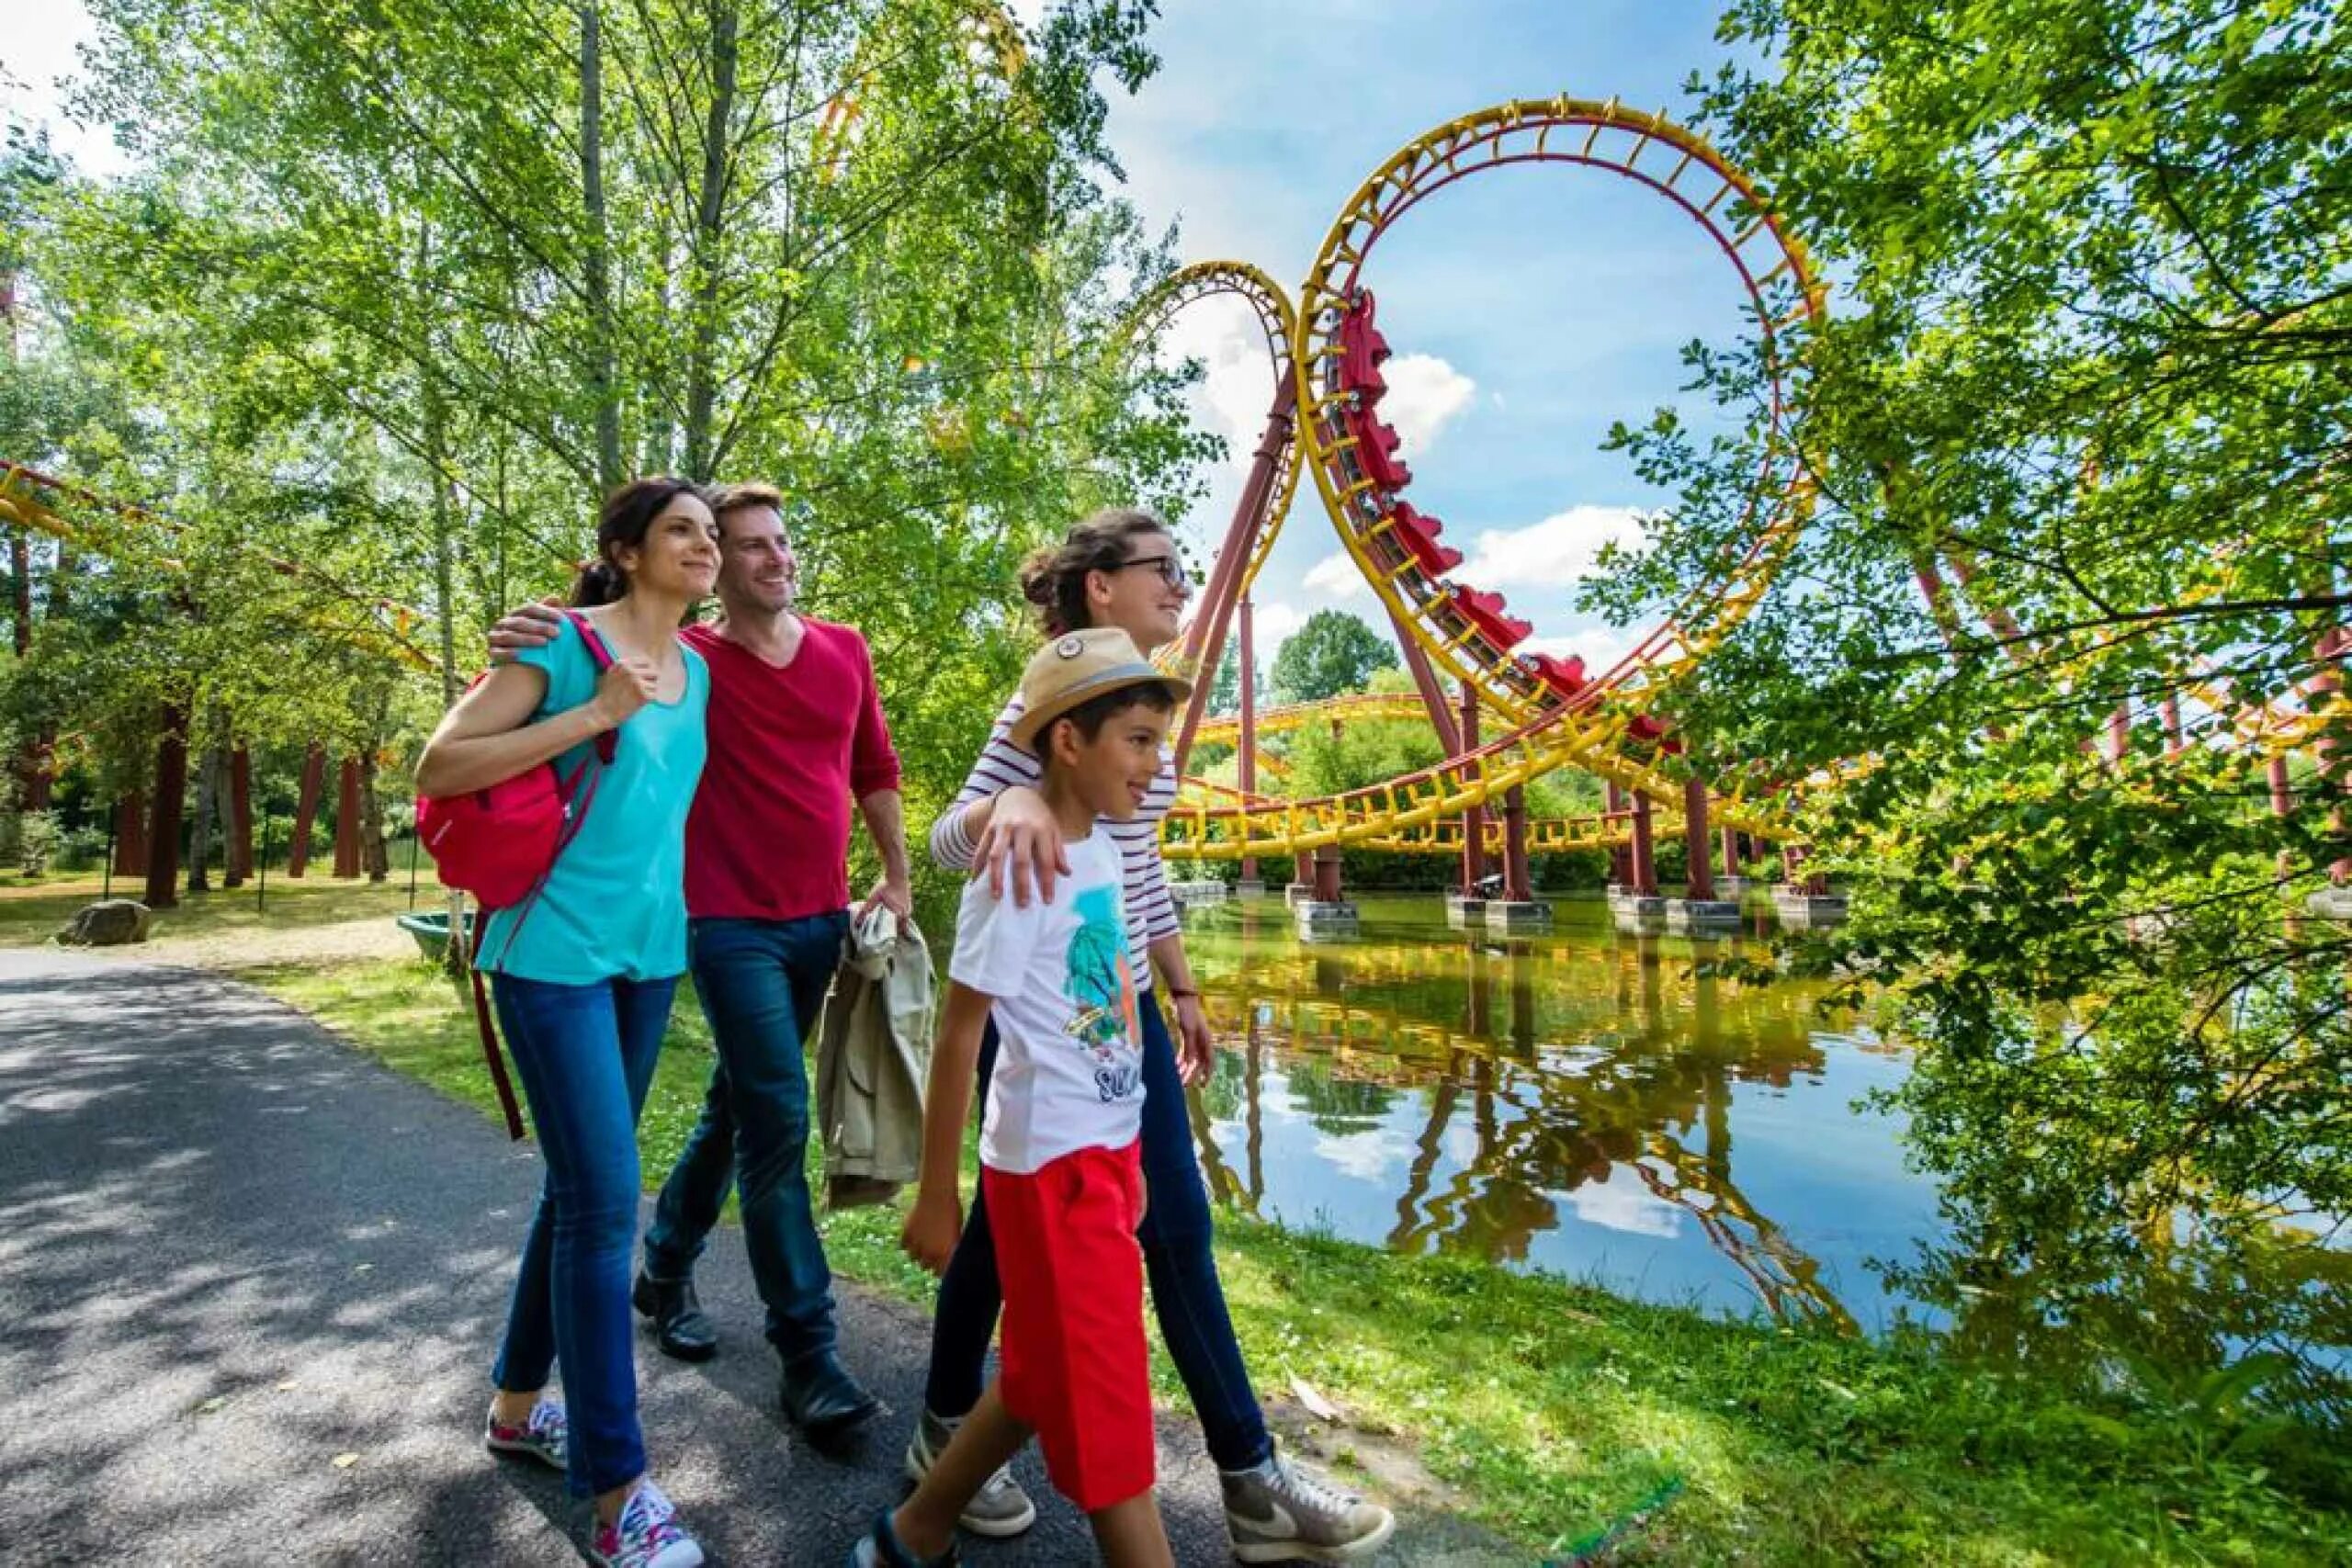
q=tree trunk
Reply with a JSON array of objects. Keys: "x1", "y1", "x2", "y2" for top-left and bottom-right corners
[
  {"x1": 114, "y1": 790, "x2": 147, "y2": 876},
  {"x1": 422, "y1": 355, "x2": 472, "y2": 973},
  {"x1": 187, "y1": 745, "x2": 220, "y2": 895},
  {"x1": 288, "y1": 743, "x2": 326, "y2": 877},
  {"x1": 224, "y1": 743, "x2": 254, "y2": 886},
  {"x1": 334, "y1": 755, "x2": 362, "y2": 878},
  {"x1": 358, "y1": 751, "x2": 389, "y2": 882},
  {"x1": 579, "y1": 1, "x2": 624, "y2": 491},
  {"x1": 682, "y1": 0, "x2": 740, "y2": 479},
  {"x1": 144, "y1": 705, "x2": 190, "y2": 909}
]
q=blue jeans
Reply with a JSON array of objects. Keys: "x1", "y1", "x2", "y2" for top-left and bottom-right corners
[
  {"x1": 642, "y1": 911, "x2": 849, "y2": 1364},
  {"x1": 924, "y1": 989, "x2": 1272, "y2": 1471},
  {"x1": 489, "y1": 972, "x2": 677, "y2": 1499}
]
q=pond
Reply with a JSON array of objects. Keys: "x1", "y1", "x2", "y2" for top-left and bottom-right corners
[{"x1": 1178, "y1": 894, "x2": 1947, "y2": 1334}]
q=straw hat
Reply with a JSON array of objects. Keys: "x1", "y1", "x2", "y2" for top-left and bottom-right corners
[{"x1": 1009, "y1": 627, "x2": 1193, "y2": 751}]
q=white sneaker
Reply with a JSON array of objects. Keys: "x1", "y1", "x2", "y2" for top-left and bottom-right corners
[
  {"x1": 590, "y1": 1478, "x2": 704, "y2": 1568},
  {"x1": 902, "y1": 1407, "x2": 1037, "y2": 1538},
  {"x1": 1220, "y1": 1447, "x2": 1396, "y2": 1563}
]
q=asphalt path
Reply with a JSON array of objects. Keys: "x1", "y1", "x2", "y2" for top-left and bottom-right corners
[{"x1": 0, "y1": 950, "x2": 1511, "y2": 1566}]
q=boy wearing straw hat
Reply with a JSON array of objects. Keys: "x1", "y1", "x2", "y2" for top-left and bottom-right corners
[{"x1": 859, "y1": 627, "x2": 1187, "y2": 1568}]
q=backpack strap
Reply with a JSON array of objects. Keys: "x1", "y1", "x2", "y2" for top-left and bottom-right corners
[{"x1": 471, "y1": 961, "x2": 527, "y2": 1140}]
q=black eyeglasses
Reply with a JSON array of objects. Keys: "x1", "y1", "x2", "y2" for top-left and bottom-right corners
[{"x1": 1105, "y1": 554, "x2": 1189, "y2": 589}]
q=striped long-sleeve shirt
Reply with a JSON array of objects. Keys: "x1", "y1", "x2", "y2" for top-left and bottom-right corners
[{"x1": 929, "y1": 692, "x2": 1182, "y2": 988}]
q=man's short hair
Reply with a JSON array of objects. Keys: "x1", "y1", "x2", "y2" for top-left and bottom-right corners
[{"x1": 710, "y1": 483, "x2": 786, "y2": 524}]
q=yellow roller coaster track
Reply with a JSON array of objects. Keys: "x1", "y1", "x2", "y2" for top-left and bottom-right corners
[
  {"x1": 1122, "y1": 260, "x2": 1306, "y2": 650},
  {"x1": 811, "y1": 1, "x2": 1030, "y2": 184},
  {"x1": 1161, "y1": 99, "x2": 1826, "y2": 860}
]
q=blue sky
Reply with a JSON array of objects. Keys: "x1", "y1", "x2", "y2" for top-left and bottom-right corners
[
  {"x1": 4, "y1": 1, "x2": 1766, "y2": 671},
  {"x1": 1097, "y1": 0, "x2": 1766, "y2": 672}
]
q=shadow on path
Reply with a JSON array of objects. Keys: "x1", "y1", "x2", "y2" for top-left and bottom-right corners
[{"x1": 0, "y1": 951, "x2": 1507, "y2": 1565}]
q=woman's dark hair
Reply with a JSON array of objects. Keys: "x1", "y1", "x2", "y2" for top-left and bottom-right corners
[
  {"x1": 572, "y1": 476, "x2": 708, "y2": 606},
  {"x1": 1017, "y1": 507, "x2": 1169, "y2": 636}
]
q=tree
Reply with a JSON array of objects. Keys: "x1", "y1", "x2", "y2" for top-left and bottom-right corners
[
  {"x1": 1269, "y1": 610, "x2": 1397, "y2": 704},
  {"x1": 1585, "y1": 0, "x2": 2352, "y2": 1400}
]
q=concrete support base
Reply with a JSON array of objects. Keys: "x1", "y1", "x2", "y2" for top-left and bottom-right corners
[
  {"x1": 1771, "y1": 886, "x2": 1849, "y2": 929},
  {"x1": 1664, "y1": 898, "x2": 1742, "y2": 932},
  {"x1": 1483, "y1": 899, "x2": 1553, "y2": 933},
  {"x1": 1294, "y1": 899, "x2": 1360, "y2": 940},
  {"x1": 1169, "y1": 878, "x2": 1227, "y2": 908},
  {"x1": 1611, "y1": 893, "x2": 1667, "y2": 932},
  {"x1": 1234, "y1": 877, "x2": 1267, "y2": 898},
  {"x1": 1444, "y1": 892, "x2": 1486, "y2": 929},
  {"x1": 1715, "y1": 875, "x2": 1755, "y2": 899},
  {"x1": 1284, "y1": 882, "x2": 1316, "y2": 908},
  {"x1": 2307, "y1": 885, "x2": 2352, "y2": 921}
]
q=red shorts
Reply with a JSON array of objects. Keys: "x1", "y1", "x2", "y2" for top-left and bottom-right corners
[{"x1": 980, "y1": 1140, "x2": 1154, "y2": 1513}]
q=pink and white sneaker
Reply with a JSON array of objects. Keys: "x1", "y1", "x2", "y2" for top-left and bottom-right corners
[
  {"x1": 484, "y1": 1398, "x2": 568, "y2": 1472},
  {"x1": 592, "y1": 1479, "x2": 705, "y2": 1568}
]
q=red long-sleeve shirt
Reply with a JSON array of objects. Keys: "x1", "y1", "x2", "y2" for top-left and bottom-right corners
[{"x1": 682, "y1": 617, "x2": 901, "y2": 923}]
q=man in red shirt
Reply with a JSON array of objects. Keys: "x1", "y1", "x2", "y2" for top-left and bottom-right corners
[{"x1": 493, "y1": 483, "x2": 910, "y2": 1437}]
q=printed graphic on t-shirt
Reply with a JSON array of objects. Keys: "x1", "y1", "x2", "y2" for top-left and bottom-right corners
[{"x1": 1063, "y1": 883, "x2": 1142, "y2": 1103}]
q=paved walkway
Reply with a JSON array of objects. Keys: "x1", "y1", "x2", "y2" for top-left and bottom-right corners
[{"x1": 0, "y1": 950, "x2": 1509, "y2": 1566}]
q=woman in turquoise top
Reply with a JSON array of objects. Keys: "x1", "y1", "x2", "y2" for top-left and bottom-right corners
[{"x1": 416, "y1": 477, "x2": 717, "y2": 1568}]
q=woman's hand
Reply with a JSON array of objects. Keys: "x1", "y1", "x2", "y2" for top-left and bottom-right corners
[
  {"x1": 974, "y1": 784, "x2": 1069, "y2": 908},
  {"x1": 1170, "y1": 991, "x2": 1214, "y2": 1086},
  {"x1": 900, "y1": 1186, "x2": 965, "y2": 1276},
  {"x1": 592, "y1": 656, "x2": 662, "y2": 728}
]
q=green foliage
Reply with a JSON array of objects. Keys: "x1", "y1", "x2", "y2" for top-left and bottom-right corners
[
  {"x1": 1577, "y1": 0, "x2": 2352, "y2": 1393},
  {"x1": 1269, "y1": 609, "x2": 1396, "y2": 704}
]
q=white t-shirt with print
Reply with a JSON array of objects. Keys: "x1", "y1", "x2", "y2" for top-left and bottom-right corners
[{"x1": 948, "y1": 827, "x2": 1148, "y2": 1176}]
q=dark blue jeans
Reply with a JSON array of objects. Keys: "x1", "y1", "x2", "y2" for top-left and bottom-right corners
[
  {"x1": 490, "y1": 972, "x2": 676, "y2": 1499},
  {"x1": 643, "y1": 911, "x2": 849, "y2": 1365},
  {"x1": 924, "y1": 989, "x2": 1272, "y2": 1471}
]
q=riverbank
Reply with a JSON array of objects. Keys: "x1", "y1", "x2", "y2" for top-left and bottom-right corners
[{"x1": 245, "y1": 951, "x2": 2352, "y2": 1564}]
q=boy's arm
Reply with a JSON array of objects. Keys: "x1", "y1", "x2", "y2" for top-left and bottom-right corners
[{"x1": 900, "y1": 980, "x2": 996, "y2": 1274}]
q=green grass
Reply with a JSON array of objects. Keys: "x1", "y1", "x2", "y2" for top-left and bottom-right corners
[
  {"x1": 0, "y1": 874, "x2": 419, "y2": 948},
  {"x1": 254, "y1": 955, "x2": 2352, "y2": 1565}
]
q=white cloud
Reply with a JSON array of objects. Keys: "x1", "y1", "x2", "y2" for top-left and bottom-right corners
[
  {"x1": 1, "y1": 2, "x2": 131, "y2": 179},
  {"x1": 1154, "y1": 305, "x2": 1286, "y2": 479},
  {"x1": 1566, "y1": 1166, "x2": 1683, "y2": 1239},
  {"x1": 1460, "y1": 505, "x2": 1649, "y2": 590},
  {"x1": 1379, "y1": 353, "x2": 1476, "y2": 452},
  {"x1": 1303, "y1": 551, "x2": 1368, "y2": 602},
  {"x1": 1248, "y1": 598, "x2": 1306, "y2": 649}
]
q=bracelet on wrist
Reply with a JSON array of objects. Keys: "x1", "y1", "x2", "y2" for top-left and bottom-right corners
[{"x1": 1165, "y1": 986, "x2": 1201, "y2": 1001}]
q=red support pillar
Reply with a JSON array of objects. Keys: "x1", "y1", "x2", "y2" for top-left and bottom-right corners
[
  {"x1": 143, "y1": 703, "x2": 189, "y2": 909},
  {"x1": 114, "y1": 790, "x2": 147, "y2": 877},
  {"x1": 1605, "y1": 781, "x2": 1630, "y2": 887},
  {"x1": 1629, "y1": 791, "x2": 1657, "y2": 896},
  {"x1": 334, "y1": 755, "x2": 362, "y2": 878},
  {"x1": 1501, "y1": 784, "x2": 1532, "y2": 901},
  {"x1": 1683, "y1": 776, "x2": 1715, "y2": 900},
  {"x1": 1312, "y1": 844, "x2": 1341, "y2": 903},
  {"x1": 1172, "y1": 373, "x2": 1297, "y2": 776},
  {"x1": 1459, "y1": 680, "x2": 1487, "y2": 892},
  {"x1": 2160, "y1": 696, "x2": 2184, "y2": 755},
  {"x1": 223, "y1": 744, "x2": 254, "y2": 886},
  {"x1": 1721, "y1": 825, "x2": 1740, "y2": 882},
  {"x1": 288, "y1": 744, "x2": 325, "y2": 877},
  {"x1": 1237, "y1": 593, "x2": 1259, "y2": 886}
]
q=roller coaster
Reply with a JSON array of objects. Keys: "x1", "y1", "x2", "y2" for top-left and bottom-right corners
[
  {"x1": 1130, "y1": 96, "x2": 2345, "y2": 908},
  {"x1": 1132, "y1": 98, "x2": 1826, "y2": 903}
]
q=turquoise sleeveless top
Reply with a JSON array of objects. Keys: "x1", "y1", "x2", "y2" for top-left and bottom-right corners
[{"x1": 478, "y1": 615, "x2": 709, "y2": 983}]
